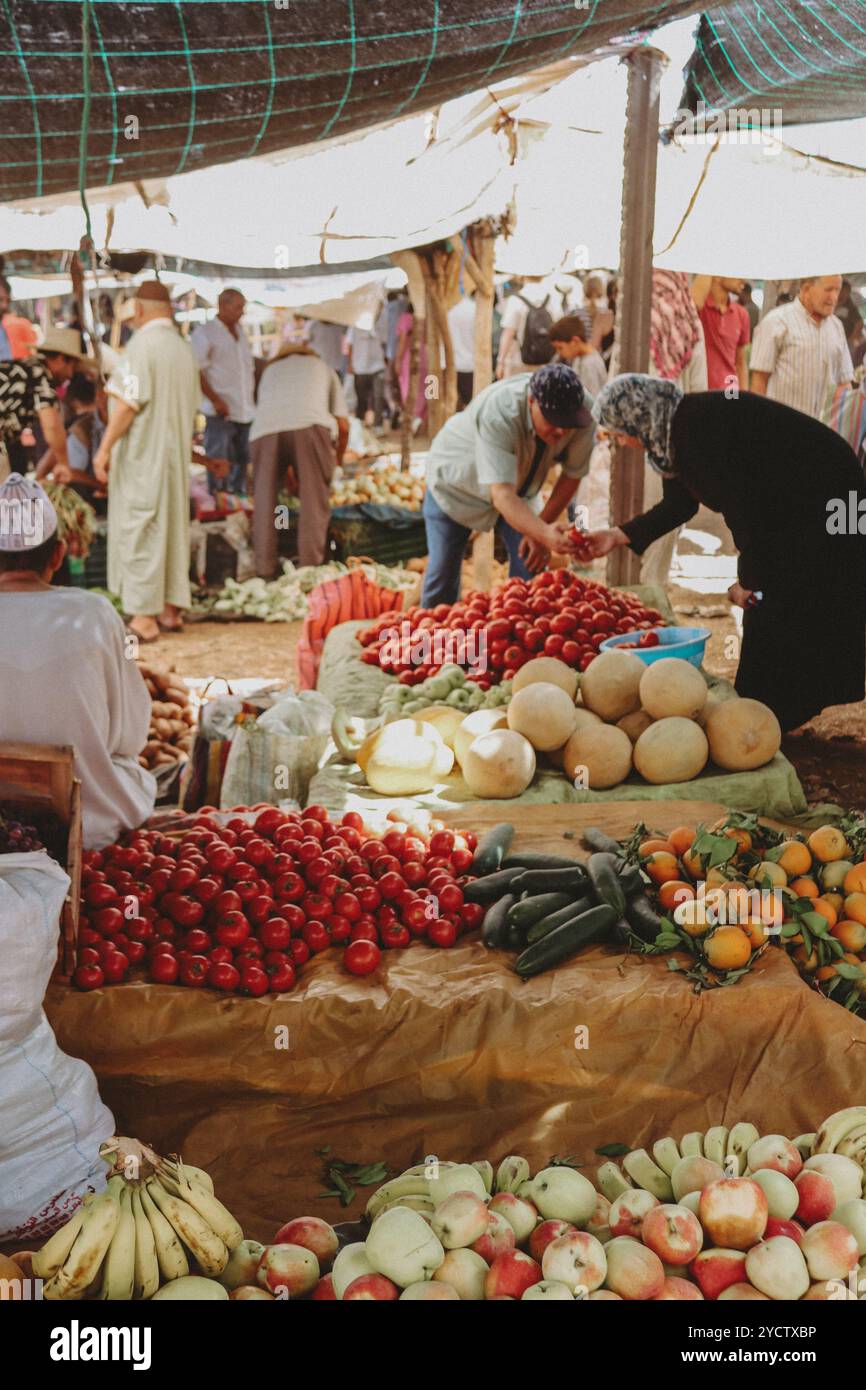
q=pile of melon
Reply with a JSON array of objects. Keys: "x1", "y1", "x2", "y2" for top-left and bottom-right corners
[{"x1": 564, "y1": 650, "x2": 782, "y2": 790}]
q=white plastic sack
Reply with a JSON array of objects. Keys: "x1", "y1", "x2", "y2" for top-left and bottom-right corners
[{"x1": 0, "y1": 852, "x2": 114, "y2": 1243}]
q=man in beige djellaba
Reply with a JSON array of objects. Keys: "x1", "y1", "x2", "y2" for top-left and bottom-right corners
[{"x1": 94, "y1": 281, "x2": 199, "y2": 644}]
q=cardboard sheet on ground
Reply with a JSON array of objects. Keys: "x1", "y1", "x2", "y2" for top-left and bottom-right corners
[
  {"x1": 312, "y1": 603, "x2": 808, "y2": 823},
  {"x1": 43, "y1": 803, "x2": 863, "y2": 1244}
]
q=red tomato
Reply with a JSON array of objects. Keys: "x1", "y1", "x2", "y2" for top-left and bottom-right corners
[
  {"x1": 191, "y1": 877, "x2": 222, "y2": 904},
  {"x1": 349, "y1": 922, "x2": 379, "y2": 944},
  {"x1": 101, "y1": 950, "x2": 130, "y2": 982},
  {"x1": 289, "y1": 939, "x2": 311, "y2": 966},
  {"x1": 239, "y1": 965, "x2": 269, "y2": 997},
  {"x1": 213, "y1": 889, "x2": 242, "y2": 917},
  {"x1": 215, "y1": 912, "x2": 250, "y2": 949},
  {"x1": 460, "y1": 902, "x2": 485, "y2": 930},
  {"x1": 84, "y1": 881, "x2": 118, "y2": 909},
  {"x1": 436, "y1": 883, "x2": 464, "y2": 914},
  {"x1": 450, "y1": 848, "x2": 474, "y2": 874},
  {"x1": 149, "y1": 953, "x2": 179, "y2": 985},
  {"x1": 302, "y1": 920, "x2": 330, "y2": 953},
  {"x1": 401, "y1": 861, "x2": 427, "y2": 888},
  {"x1": 543, "y1": 634, "x2": 565, "y2": 657},
  {"x1": 427, "y1": 918, "x2": 458, "y2": 948},
  {"x1": 343, "y1": 940, "x2": 382, "y2": 975},
  {"x1": 560, "y1": 640, "x2": 581, "y2": 665},
  {"x1": 380, "y1": 923, "x2": 411, "y2": 949},
  {"x1": 328, "y1": 914, "x2": 352, "y2": 944},
  {"x1": 184, "y1": 928, "x2": 212, "y2": 954},
  {"x1": 209, "y1": 946, "x2": 234, "y2": 965},
  {"x1": 92, "y1": 906, "x2": 125, "y2": 937},
  {"x1": 208, "y1": 962, "x2": 241, "y2": 993},
  {"x1": 377, "y1": 871, "x2": 406, "y2": 900},
  {"x1": 267, "y1": 961, "x2": 297, "y2": 993},
  {"x1": 259, "y1": 917, "x2": 291, "y2": 951}
]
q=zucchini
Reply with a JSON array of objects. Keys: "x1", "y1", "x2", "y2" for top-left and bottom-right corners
[
  {"x1": 465, "y1": 867, "x2": 524, "y2": 904},
  {"x1": 586, "y1": 852, "x2": 627, "y2": 917},
  {"x1": 515, "y1": 904, "x2": 618, "y2": 978},
  {"x1": 507, "y1": 892, "x2": 575, "y2": 930},
  {"x1": 471, "y1": 823, "x2": 515, "y2": 876},
  {"x1": 502, "y1": 915, "x2": 530, "y2": 953},
  {"x1": 617, "y1": 863, "x2": 646, "y2": 897},
  {"x1": 502, "y1": 852, "x2": 582, "y2": 870},
  {"x1": 624, "y1": 893, "x2": 664, "y2": 944},
  {"x1": 509, "y1": 866, "x2": 588, "y2": 895},
  {"x1": 482, "y1": 893, "x2": 517, "y2": 950},
  {"x1": 526, "y1": 895, "x2": 592, "y2": 944},
  {"x1": 581, "y1": 827, "x2": 623, "y2": 856},
  {"x1": 608, "y1": 920, "x2": 632, "y2": 950}
]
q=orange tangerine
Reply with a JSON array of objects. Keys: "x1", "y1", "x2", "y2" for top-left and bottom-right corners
[
  {"x1": 644, "y1": 851, "x2": 682, "y2": 885},
  {"x1": 807, "y1": 825, "x2": 850, "y2": 863},
  {"x1": 811, "y1": 897, "x2": 838, "y2": 929},
  {"x1": 822, "y1": 891, "x2": 844, "y2": 915},
  {"x1": 815, "y1": 965, "x2": 838, "y2": 983},
  {"x1": 705, "y1": 926, "x2": 752, "y2": 970},
  {"x1": 740, "y1": 918, "x2": 766, "y2": 949},
  {"x1": 776, "y1": 840, "x2": 812, "y2": 876},
  {"x1": 789, "y1": 877, "x2": 819, "y2": 900},
  {"x1": 793, "y1": 944, "x2": 818, "y2": 972},
  {"x1": 674, "y1": 898, "x2": 712, "y2": 936},
  {"x1": 759, "y1": 894, "x2": 785, "y2": 929},
  {"x1": 706, "y1": 867, "x2": 731, "y2": 889},
  {"x1": 639, "y1": 838, "x2": 675, "y2": 858},
  {"x1": 723, "y1": 828, "x2": 753, "y2": 853},
  {"x1": 682, "y1": 847, "x2": 704, "y2": 880},
  {"x1": 668, "y1": 825, "x2": 696, "y2": 857},
  {"x1": 658, "y1": 880, "x2": 694, "y2": 911},
  {"x1": 831, "y1": 920, "x2": 866, "y2": 953},
  {"x1": 843, "y1": 863, "x2": 866, "y2": 895},
  {"x1": 843, "y1": 892, "x2": 866, "y2": 926}
]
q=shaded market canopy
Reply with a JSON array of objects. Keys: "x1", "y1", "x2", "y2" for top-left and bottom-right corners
[
  {"x1": 0, "y1": 0, "x2": 714, "y2": 201},
  {"x1": 680, "y1": 0, "x2": 866, "y2": 126}
]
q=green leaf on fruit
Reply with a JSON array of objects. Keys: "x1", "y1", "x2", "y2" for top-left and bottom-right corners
[
  {"x1": 780, "y1": 921, "x2": 801, "y2": 938},
  {"x1": 549, "y1": 1154, "x2": 584, "y2": 1168},
  {"x1": 667, "y1": 958, "x2": 682, "y2": 971},
  {"x1": 834, "y1": 961, "x2": 865, "y2": 981}
]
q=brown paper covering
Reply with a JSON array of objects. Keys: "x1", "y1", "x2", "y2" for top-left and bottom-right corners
[{"x1": 43, "y1": 802, "x2": 866, "y2": 1244}]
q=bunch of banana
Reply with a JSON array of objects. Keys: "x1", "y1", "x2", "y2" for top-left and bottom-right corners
[
  {"x1": 814, "y1": 1106, "x2": 866, "y2": 1175},
  {"x1": 33, "y1": 1146, "x2": 245, "y2": 1300},
  {"x1": 596, "y1": 1123, "x2": 821, "y2": 1202},
  {"x1": 365, "y1": 1171, "x2": 435, "y2": 1221}
]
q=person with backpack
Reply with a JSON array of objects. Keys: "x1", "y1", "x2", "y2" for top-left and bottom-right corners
[
  {"x1": 496, "y1": 277, "x2": 562, "y2": 378},
  {"x1": 421, "y1": 364, "x2": 593, "y2": 606}
]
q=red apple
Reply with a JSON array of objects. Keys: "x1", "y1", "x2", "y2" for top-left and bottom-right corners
[
  {"x1": 343, "y1": 1273, "x2": 399, "y2": 1300},
  {"x1": 699, "y1": 1178, "x2": 768, "y2": 1251},
  {"x1": 765, "y1": 1217, "x2": 805, "y2": 1244},
  {"x1": 654, "y1": 1275, "x2": 703, "y2": 1300},
  {"x1": 272, "y1": 1216, "x2": 338, "y2": 1271},
  {"x1": 311, "y1": 1273, "x2": 337, "y2": 1300},
  {"x1": 256, "y1": 1243, "x2": 319, "y2": 1298},
  {"x1": 689, "y1": 1248, "x2": 748, "y2": 1300},
  {"x1": 794, "y1": 1169, "x2": 836, "y2": 1227},
  {"x1": 471, "y1": 1209, "x2": 515, "y2": 1263},
  {"x1": 529, "y1": 1219, "x2": 575, "y2": 1264},
  {"x1": 641, "y1": 1204, "x2": 703, "y2": 1265},
  {"x1": 484, "y1": 1249, "x2": 542, "y2": 1300}
]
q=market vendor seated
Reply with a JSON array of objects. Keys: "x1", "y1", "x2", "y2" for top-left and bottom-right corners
[
  {"x1": 421, "y1": 364, "x2": 594, "y2": 606},
  {"x1": 0, "y1": 473, "x2": 156, "y2": 849}
]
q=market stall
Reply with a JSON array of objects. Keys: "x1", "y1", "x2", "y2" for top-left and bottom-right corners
[{"x1": 42, "y1": 801, "x2": 866, "y2": 1243}]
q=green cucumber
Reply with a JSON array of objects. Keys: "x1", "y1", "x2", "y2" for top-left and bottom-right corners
[
  {"x1": 509, "y1": 865, "x2": 588, "y2": 895},
  {"x1": 515, "y1": 904, "x2": 618, "y2": 978},
  {"x1": 465, "y1": 867, "x2": 524, "y2": 904},
  {"x1": 482, "y1": 893, "x2": 517, "y2": 949},
  {"x1": 581, "y1": 828, "x2": 623, "y2": 855},
  {"x1": 617, "y1": 863, "x2": 646, "y2": 897},
  {"x1": 586, "y1": 852, "x2": 627, "y2": 917},
  {"x1": 471, "y1": 823, "x2": 515, "y2": 876},
  {"x1": 502, "y1": 915, "x2": 530, "y2": 953},
  {"x1": 502, "y1": 852, "x2": 582, "y2": 870},
  {"x1": 526, "y1": 895, "x2": 592, "y2": 944},
  {"x1": 624, "y1": 893, "x2": 664, "y2": 944},
  {"x1": 507, "y1": 892, "x2": 575, "y2": 930}
]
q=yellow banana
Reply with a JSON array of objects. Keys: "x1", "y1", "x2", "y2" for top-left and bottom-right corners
[
  {"x1": 131, "y1": 1187, "x2": 161, "y2": 1300},
  {"x1": 32, "y1": 1205, "x2": 88, "y2": 1280},
  {"x1": 158, "y1": 1160, "x2": 243, "y2": 1249},
  {"x1": 679, "y1": 1132, "x2": 704, "y2": 1159},
  {"x1": 814, "y1": 1107, "x2": 866, "y2": 1154},
  {"x1": 495, "y1": 1157, "x2": 531, "y2": 1194},
  {"x1": 365, "y1": 1175, "x2": 431, "y2": 1219},
  {"x1": 793, "y1": 1133, "x2": 817, "y2": 1161},
  {"x1": 472, "y1": 1160, "x2": 494, "y2": 1193},
  {"x1": 836, "y1": 1124, "x2": 866, "y2": 1170},
  {"x1": 623, "y1": 1149, "x2": 674, "y2": 1201},
  {"x1": 180, "y1": 1163, "x2": 214, "y2": 1194},
  {"x1": 139, "y1": 1179, "x2": 189, "y2": 1282},
  {"x1": 376, "y1": 1194, "x2": 436, "y2": 1218},
  {"x1": 703, "y1": 1127, "x2": 729, "y2": 1168},
  {"x1": 596, "y1": 1162, "x2": 633, "y2": 1204},
  {"x1": 98, "y1": 1186, "x2": 136, "y2": 1301},
  {"x1": 43, "y1": 1178, "x2": 123, "y2": 1300},
  {"x1": 652, "y1": 1138, "x2": 681, "y2": 1178},
  {"x1": 147, "y1": 1179, "x2": 228, "y2": 1277},
  {"x1": 726, "y1": 1123, "x2": 760, "y2": 1175}
]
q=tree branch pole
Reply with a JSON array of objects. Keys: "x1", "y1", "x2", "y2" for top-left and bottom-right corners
[
  {"x1": 607, "y1": 46, "x2": 665, "y2": 588},
  {"x1": 469, "y1": 222, "x2": 496, "y2": 590}
]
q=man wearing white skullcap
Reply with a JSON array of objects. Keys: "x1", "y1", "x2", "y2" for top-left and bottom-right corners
[{"x1": 0, "y1": 474, "x2": 156, "y2": 848}]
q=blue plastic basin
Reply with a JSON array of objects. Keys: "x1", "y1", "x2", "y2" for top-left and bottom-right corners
[{"x1": 599, "y1": 626, "x2": 710, "y2": 667}]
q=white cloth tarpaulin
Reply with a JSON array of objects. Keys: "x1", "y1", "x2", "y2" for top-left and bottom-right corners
[{"x1": 1, "y1": 55, "x2": 865, "y2": 281}]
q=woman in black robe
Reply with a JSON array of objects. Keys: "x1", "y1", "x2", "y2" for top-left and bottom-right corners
[{"x1": 576, "y1": 374, "x2": 866, "y2": 731}]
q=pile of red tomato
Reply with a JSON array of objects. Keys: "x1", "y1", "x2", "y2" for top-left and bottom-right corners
[
  {"x1": 73, "y1": 806, "x2": 482, "y2": 995},
  {"x1": 358, "y1": 570, "x2": 663, "y2": 685}
]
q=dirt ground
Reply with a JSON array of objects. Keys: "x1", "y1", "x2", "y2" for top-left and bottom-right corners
[{"x1": 158, "y1": 502, "x2": 866, "y2": 809}]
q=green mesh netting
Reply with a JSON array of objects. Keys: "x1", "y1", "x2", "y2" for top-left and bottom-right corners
[
  {"x1": 681, "y1": 0, "x2": 866, "y2": 126},
  {"x1": 1, "y1": 0, "x2": 708, "y2": 203}
]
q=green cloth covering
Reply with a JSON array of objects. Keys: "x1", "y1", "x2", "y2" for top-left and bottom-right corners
[{"x1": 313, "y1": 590, "x2": 809, "y2": 823}]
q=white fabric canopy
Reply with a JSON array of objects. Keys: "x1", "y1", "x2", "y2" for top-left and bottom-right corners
[{"x1": 2, "y1": 36, "x2": 864, "y2": 282}]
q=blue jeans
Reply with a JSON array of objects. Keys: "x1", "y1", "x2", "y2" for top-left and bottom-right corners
[
  {"x1": 422, "y1": 489, "x2": 531, "y2": 607},
  {"x1": 204, "y1": 416, "x2": 251, "y2": 495}
]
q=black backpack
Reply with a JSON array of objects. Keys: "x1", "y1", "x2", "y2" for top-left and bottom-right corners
[{"x1": 517, "y1": 293, "x2": 554, "y2": 365}]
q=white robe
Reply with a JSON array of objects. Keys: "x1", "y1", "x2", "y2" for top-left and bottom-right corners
[{"x1": 0, "y1": 588, "x2": 156, "y2": 849}]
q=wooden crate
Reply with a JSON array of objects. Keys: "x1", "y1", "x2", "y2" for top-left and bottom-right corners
[{"x1": 0, "y1": 742, "x2": 82, "y2": 978}]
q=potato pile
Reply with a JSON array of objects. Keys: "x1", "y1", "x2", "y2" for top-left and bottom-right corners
[{"x1": 137, "y1": 663, "x2": 197, "y2": 772}]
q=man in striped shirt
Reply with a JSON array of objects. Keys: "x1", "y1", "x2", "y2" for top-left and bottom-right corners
[{"x1": 750, "y1": 276, "x2": 853, "y2": 418}]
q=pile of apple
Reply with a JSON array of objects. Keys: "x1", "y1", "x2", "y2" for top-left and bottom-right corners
[{"x1": 74, "y1": 806, "x2": 483, "y2": 994}]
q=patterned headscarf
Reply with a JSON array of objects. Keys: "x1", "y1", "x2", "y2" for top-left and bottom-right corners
[
  {"x1": 650, "y1": 270, "x2": 702, "y2": 380},
  {"x1": 592, "y1": 374, "x2": 684, "y2": 475}
]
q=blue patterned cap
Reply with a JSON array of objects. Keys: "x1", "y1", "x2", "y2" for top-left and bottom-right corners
[{"x1": 528, "y1": 363, "x2": 592, "y2": 429}]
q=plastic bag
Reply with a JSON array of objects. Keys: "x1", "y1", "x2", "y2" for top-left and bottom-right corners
[
  {"x1": 219, "y1": 692, "x2": 335, "y2": 809},
  {"x1": 0, "y1": 852, "x2": 114, "y2": 1242}
]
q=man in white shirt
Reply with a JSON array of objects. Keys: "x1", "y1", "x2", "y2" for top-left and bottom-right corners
[
  {"x1": 0, "y1": 474, "x2": 155, "y2": 849},
  {"x1": 447, "y1": 293, "x2": 477, "y2": 407},
  {"x1": 250, "y1": 345, "x2": 350, "y2": 575},
  {"x1": 496, "y1": 277, "x2": 562, "y2": 379},
  {"x1": 191, "y1": 288, "x2": 255, "y2": 494},
  {"x1": 750, "y1": 276, "x2": 853, "y2": 418}
]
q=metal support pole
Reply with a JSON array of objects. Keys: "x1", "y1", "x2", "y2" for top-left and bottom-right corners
[{"x1": 607, "y1": 45, "x2": 665, "y2": 588}]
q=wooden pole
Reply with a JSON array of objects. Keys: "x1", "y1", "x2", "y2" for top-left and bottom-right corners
[
  {"x1": 425, "y1": 282, "x2": 444, "y2": 439},
  {"x1": 607, "y1": 46, "x2": 665, "y2": 589},
  {"x1": 400, "y1": 314, "x2": 422, "y2": 469},
  {"x1": 469, "y1": 223, "x2": 496, "y2": 591}
]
